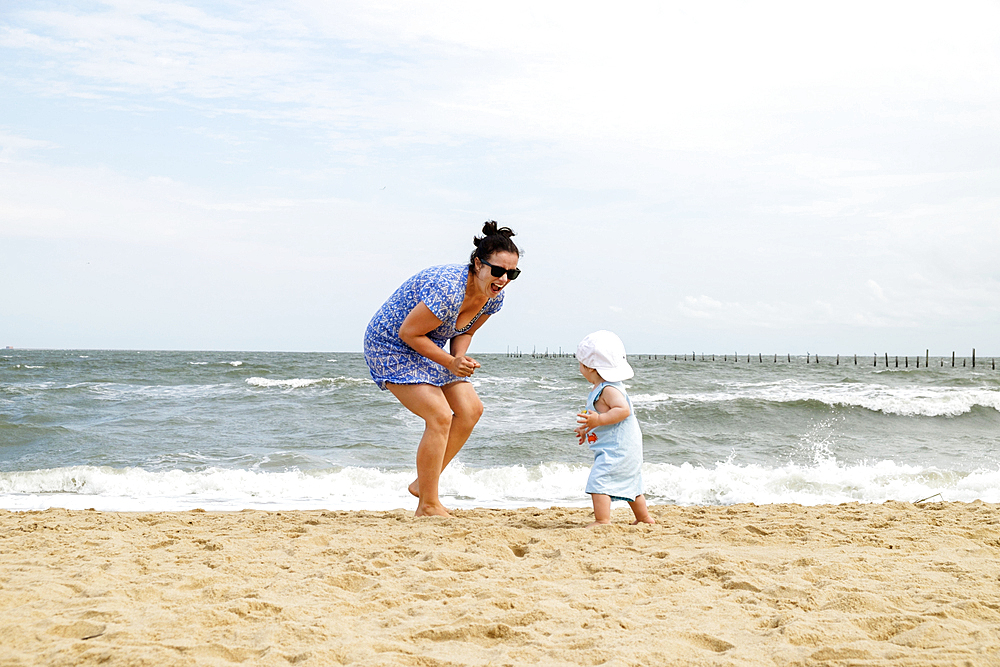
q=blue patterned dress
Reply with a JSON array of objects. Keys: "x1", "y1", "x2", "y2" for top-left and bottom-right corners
[{"x1": 364, "y1": 264, "x2": 504, "y2": 390}]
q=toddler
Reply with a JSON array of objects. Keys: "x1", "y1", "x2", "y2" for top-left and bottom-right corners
[{"x1": 574, "y1": 330, "x2": 655, "y2": 527}]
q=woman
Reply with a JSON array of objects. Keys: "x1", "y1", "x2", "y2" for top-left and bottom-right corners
[{"x1": 364, "y1": 221, "x2": 521, "y2": 516}]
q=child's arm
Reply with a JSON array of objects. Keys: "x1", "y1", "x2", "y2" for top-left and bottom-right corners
[{"x1": 576, "y1": 386, "x2": 631, "y2": 433}]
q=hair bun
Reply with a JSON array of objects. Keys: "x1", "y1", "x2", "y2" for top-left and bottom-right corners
[
  {"x1": 470, "y1": 220, "x2": 521, "y2": 265},
  {"x1": 481, "y1": 220, "x2": 515, "y2": 239}
]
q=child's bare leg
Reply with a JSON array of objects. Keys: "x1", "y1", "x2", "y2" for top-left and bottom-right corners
[
  {"x1": 628, "y1": 495, "x2": 655, "y2": 525},
  {"x1": 588, "y1": 494, "x2": 612, "y2": 528}
]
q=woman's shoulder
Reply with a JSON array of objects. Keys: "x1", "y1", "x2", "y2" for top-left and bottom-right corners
[{"x1": 412, "y1": 264, "x2": 468, "y2": 281}]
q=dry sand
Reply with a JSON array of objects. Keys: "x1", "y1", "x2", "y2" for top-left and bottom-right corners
[{"x1": 2, "y1": 501, "x2": 999, "y2": 666}]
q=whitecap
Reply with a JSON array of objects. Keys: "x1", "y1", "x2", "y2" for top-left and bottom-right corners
[
  {"x1": 245, "y1": 376, "x2": 369, "y2": 389},
  {"x1": 632, "y1": 380, "x2": 1000, "y2": 417},
  {"x1": 2, "y1": 459, "x2": 996, "y2": 512}
]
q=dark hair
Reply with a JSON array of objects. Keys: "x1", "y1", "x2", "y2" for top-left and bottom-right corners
[{"x1": 470, "y1": 220, "x2": 520, "y2": 268}]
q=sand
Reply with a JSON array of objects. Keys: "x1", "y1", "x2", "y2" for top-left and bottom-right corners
[{"x1": 1, "y1": 501, "x2": 999, "y2": 666}]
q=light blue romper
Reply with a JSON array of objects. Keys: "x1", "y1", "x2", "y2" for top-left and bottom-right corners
[
  {"x1": 364, "y1": 264, "x2": 504, "y2": 390},
  {"x1": 585, "y1": 381, "x2": 644, "y2": 502}
]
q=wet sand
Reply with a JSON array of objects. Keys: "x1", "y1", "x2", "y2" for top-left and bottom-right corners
[{"x1": 2, "y1": 501, "x2": 999, "y2": 666}]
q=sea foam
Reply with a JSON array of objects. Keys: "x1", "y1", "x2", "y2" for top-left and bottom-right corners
[
  {"x1": 631, "y1": 380, "x2": 1000, "y2": 417},
  {"x1": 245, "y1": 377, "x2": 370, "y2": 389},
  {"x1": 2, "y1": 459, "x2": 997, "y2": 512}
]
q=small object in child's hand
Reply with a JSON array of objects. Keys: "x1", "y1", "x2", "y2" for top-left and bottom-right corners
[{"x1": 580, "y1": 409, "x2": 598, "y2": 442}]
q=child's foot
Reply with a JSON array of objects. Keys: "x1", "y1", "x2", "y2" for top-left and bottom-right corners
[
  {"x1": 631, "y1": 516, "x2": 656, "y2": 525},
  {"x1": 415, "y1": 501, "x2": 450, "y2": 517},
  {"x1": 587, "y1": 520, "x2": 611, "y2": 529},
  {"x1": 408, "y1": 479, "x2": 419, "y2": 498}
]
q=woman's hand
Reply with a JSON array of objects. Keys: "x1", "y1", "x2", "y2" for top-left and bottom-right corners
[{"x1": 450, "y1": 355, "x2": 481, "y2": 377}]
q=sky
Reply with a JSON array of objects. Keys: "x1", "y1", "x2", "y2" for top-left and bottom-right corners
[{"x1": 2, "y1": 1, "x2": 999, "y2": 355}]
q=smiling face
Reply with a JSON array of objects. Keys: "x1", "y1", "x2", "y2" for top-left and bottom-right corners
[{"x1": 471, "y1": 250, "x2": 519, "y2": 299}]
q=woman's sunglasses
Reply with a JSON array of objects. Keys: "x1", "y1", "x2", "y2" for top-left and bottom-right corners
[{"x1": 479, "y1": 259, "x2": 521, "y2": 281}]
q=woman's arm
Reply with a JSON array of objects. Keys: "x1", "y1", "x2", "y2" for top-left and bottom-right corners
[
  {"x1": 398, "y1": 302, "x2": 480, "y2": 377},
  {"x1": 449, "y1": 314, "x2": 491, "y2": 358}
]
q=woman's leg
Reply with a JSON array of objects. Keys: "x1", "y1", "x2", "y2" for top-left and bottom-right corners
[
  {"x1": 407, "y1": 381, "x2": 484, "y2": 498},
  {"x1": 386, "y1": 383, "x2": 454, "y2": 517},
  {"x1": 440, "y1": 381, "x2": 484, "y2": 468}
]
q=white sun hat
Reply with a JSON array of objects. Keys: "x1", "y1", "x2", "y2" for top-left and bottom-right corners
[{"x1": 575, "y1": 330, "x2": 634, "y2": 382}]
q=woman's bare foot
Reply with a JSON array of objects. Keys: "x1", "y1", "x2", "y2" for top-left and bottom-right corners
[
  {"x1": 408, "y1": 479, "x2": 419, "y2": 498},
  {"x1": 415, "y1": 501, "x2": 450, "y2": 517}
]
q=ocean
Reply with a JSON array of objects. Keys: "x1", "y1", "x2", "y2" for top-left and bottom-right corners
[{"x1": 2, "y1": 349, "x2": 998, "y2": 512}]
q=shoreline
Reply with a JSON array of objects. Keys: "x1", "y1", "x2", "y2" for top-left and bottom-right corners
[{"x1": 2, "y1": 502, "x2": 999, "y2": 665}]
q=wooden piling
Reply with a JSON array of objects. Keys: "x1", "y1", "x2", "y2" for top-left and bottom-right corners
[
  {"x1": 854, "y1": 354, "x2": 857, "y2": 365},
  {"x1": 836, "y1": 354, "x2": 839, "y2": 365},
  {"x1": 926, "y1": 350, "x2": 929, "y2": 367},
  {"x1": 972, "y1": 348, "x2": 976, "y2": 368}
]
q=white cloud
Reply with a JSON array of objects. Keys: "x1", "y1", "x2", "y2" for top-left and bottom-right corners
[
  {"x1": 7, "y1": 1, "x2": 999, "y2": 151},
  {"x1": 2, "y1": 1, "x2": 999, "y2": 350},
  {"x1": 0, "y1": 130, "x2": 57, "y2": 161},
  {"x1": 867, "y1": 280, "x2": 887, "y2": 302}
]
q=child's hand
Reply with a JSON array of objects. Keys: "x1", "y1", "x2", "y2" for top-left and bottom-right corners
[
  {"x1": 576, "y1": 410, "x2": 600, "y2": 430},
  {"x1": 575, "y1": 410, "x2": 600, "y2": 445}
]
